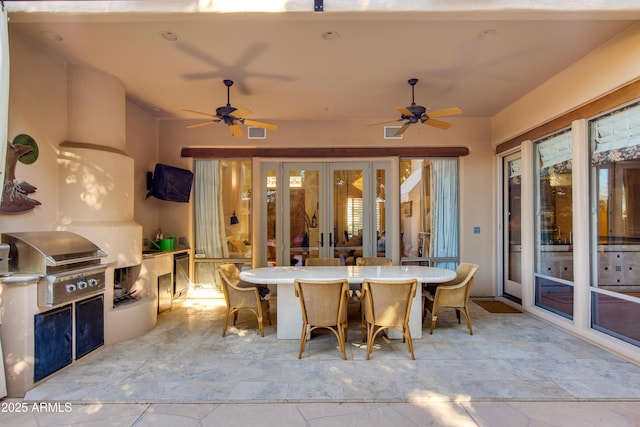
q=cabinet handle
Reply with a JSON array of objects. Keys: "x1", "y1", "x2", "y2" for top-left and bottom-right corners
[
  {"x1": 320, "y1": 233, "x2": 324, "y2": 247},
  {"x1": 329, "y1": 233, "x2": 333, "y2": 246}
]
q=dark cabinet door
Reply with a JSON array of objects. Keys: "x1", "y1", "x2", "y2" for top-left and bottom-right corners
[
  {"x1": 75, "y1": 294, "x2": 104, "y2": 359},
  {"x1": 34, "y1": 304, "x2": 72, "y2": 382},
  {"x1": 173, "y1": 253, "x2": 190, "y2": 299},
  {"x1": 158, "y1": 272, "x2": 172, "y2": 313}
]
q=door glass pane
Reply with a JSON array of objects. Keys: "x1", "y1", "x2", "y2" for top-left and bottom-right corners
[
  {"x1": 375, "y1": 168, "x2": 387, "y2": 257},
  {"x1": 534, "y1": 130, "x2": 574, "y2": 319},
  {"x1": 289, "y1": 168, "x2": 319, "y2": 266},
  {"x1": 505, "y1": 156, "x2": 522, "y2": 300},
  {"x1": 334, "y1": 168, "x2": 363, "y2": 265},
  {"x1": 266, "y1": 169, "x2": 277, "y2": 266}
]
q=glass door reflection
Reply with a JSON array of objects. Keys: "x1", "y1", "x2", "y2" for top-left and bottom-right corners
[{"x1": 503, "y1": 153, "x2": 522, "y2": 302}]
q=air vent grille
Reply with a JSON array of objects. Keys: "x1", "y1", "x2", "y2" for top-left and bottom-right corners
[
  {"x1": 384, "y1": 126, "x2": 403, "y2": 139},
  {"x1": 248, "y1": 127, "x2": 266, "y2": 139}
]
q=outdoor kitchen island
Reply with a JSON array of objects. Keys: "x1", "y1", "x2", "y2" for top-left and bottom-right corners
[{"x1": 0, "y1": 231, "x2": 110, "y2": 397}]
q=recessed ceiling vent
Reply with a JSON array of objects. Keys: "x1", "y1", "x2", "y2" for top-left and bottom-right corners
[
  {"x1": 248, "y1": 126, "x2": 266, "y2": 139},
  {"x1": 384, "y1": 126, "x2": 403, "y2": 139}
]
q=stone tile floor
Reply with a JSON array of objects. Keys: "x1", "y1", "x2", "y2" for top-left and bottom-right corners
[{"x1": 2, "y1": 294, "x2": 640, "y2": 426}]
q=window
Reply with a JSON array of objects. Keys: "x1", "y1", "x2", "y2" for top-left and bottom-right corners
[
  {"x1": 193, "y1": 159, "x2": 252, "y2": 291},
  {"x1": 534, "y1": 129, "x2": 574, "y2": 318},
  {"x1": 400, "y1": 158, "x2": 459, "y2": 268},
  {"x1": 590, "y1": 100, "x2": 640, "y2": 347}
]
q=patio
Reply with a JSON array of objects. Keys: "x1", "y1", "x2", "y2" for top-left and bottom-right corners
[{"x1": 23, "y1": 294, "x2": 640, "y2": 404}]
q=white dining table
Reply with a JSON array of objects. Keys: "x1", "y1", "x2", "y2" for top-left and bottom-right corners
[{"x1": 239, "y1": 265, "x2": 456, "y2": 339}]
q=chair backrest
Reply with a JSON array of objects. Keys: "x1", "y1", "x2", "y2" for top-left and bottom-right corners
[
  {"x1": 436, "y1": 263, "x2": 479, "y2": 306},
  {"x1": 361, "y1": 279, "x2": 417, "y2": 328},
  {"x1": 356, "y1": 257, "x2": 392, "y2": 266},
  {"x1": 305, "y1": 257, "x2": 341, "y2": 266},
  {"x1": 442, "y1": 263, "x2": 479, "y2": 287},
  {"x1": 217, "y1": 265, "x2": 258, "y2": 308},
  {"x1": 294, "y1": 279, "x2": 349, "y2": 326},
  {"x1": 218, "y1": 263, "x2": 242, "y2": 286}
]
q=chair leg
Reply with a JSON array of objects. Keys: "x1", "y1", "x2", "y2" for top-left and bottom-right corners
[
  {"x1": 337, "y1": 326, "x2": 347, "y2": 360},
  {"x1": 257, "y1": 315, "x2": 264, "y2": 337},
  {"x1": 263, "y1": 300, "x2": 272, "y2": 325},
  {"x1": 222, "y1": 309, "x2": 230, "y2": 337},
  {"x1": 456, "y1": 308, "x2": 461, "y2": 324},
  {"x1": 233, "y1": 310, "x2": 238, "y2": 325},
  {"x1": 365, "y1": 325, "x2": 375, "y2": 360},
  {"x1": 462, "y1": 307, "x2": 473, "y2": 335},
  {"x1": 298, "y1": 322, "x2": 308, "y2": 359},
  {"x1": 429, "y1": 311, "x2": 438, "y2": 335},
  {"x1": 405, "y1": 326, "x2": 415, "y2": 360}
]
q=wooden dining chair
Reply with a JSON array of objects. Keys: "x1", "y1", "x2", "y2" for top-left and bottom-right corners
[
  {"x1": 305, "y1": 257, "x2": 341, "y2": 266},
  {"x1": 423, "y1": 263, "x2": 479, "y2": 335},
  {"x1": 217, "y1": 264, "x2": 272, "y2": 337},
  {"x1": 294, "y1": 278, "x2": 350, "y2": 359},
  {"x1": 360, "y1": 278, "x2": 418, "y2": 360}
]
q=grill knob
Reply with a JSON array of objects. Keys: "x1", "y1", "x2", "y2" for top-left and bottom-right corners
[
  {"x1": 77, "y1": 280, "x2": 88, "y2": 289},
  {"x1": 65, "y1": 284, "x2": 76, "y2": 292},
  {"x1": 88, "y1": 278, "x2": 98, "y2": 287}
]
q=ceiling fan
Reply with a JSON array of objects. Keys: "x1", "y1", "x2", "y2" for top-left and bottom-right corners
[
  {"x1": 370, "y1": 78, "x2": 462, "y2": 136},
  {"x1": 183, "y1": 79, "x2": 277, "y2": 137}
]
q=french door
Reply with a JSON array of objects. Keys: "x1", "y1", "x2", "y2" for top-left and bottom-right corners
[
  {"x1": 503, "y1": 152, "x2": 523, "y2": 301},
  {"x1": 269, "y1": 161, "x2": 390, "y2": 266}
]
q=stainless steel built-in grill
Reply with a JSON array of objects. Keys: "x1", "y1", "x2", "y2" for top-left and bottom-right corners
[{"x1": 1, "y1": 231, "x2": 108, "y2": 307}]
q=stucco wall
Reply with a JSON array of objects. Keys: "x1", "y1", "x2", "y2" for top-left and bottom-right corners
[
  {"x1": 492, "y1": 23, "x2": 640, "y2": 145},
  {"x1": 2, "y1": 30, "x2": 162, "y2": 241},
  {"x1": 3, "y1": 32, "x2": 66, "y2": 232},
  {"x1": 127, "y1": 101, "x2": 161, "y2": 242}
]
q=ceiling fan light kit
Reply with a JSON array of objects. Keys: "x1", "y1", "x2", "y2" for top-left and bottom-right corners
[
  {"x1": 183, "y1": 79, "x2": 277, "y2": 137},
  {"x1": 368, "y1": 78, "x2": 462, "y2": 137}
]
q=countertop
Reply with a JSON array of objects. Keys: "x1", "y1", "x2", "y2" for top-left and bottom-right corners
[
  {"x1": 141, "y1": 247, "x2": 190, "y2": 259},
  {"x1": 0, "y1": 273, "x2": 42, "y2": 285}
]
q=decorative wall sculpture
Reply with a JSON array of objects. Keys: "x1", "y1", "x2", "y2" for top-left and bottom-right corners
[{"x1": 1, "y1": 134, "x2": 40, "y2": 213}]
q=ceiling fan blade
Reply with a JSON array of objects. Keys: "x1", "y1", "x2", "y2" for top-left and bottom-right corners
[
  {"x1": 243, "y1": 119, "x2": 278, "y2": 131},
  {"x1": 424, "y1": 118, "x2": 453, "y2": 130},
  {"x1": 230, "y1": 108, "x2": 252, "y2": 119},
  {"x1": 395, "y1": 107, "x2": 414, "y2": 117},
  {"x1": 428, "y1": 107, "x2": 462, "y2": 118},
  {"x1": 186, "y1": 121, "x2": 215, "y2": 128},
  {"x1": 394, "y1": 122, "x2": 411, "y2": 136},
  {"x1": 367, "y1": 119, "x2": 400, "y2": 127},
  {"x1": 229, "y1": 124, "x2": 244, "y2": 137},
  {"x1": 182, "y1": 109, "x2": 217, "y2": 118}
]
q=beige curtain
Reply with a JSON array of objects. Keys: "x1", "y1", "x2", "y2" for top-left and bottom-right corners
[{"x1": 195, "y1": 159, "x2": 228, "y2": 258}]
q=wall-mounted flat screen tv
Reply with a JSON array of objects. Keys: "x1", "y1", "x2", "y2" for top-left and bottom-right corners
[{"x1": 146, "y1": 163, "x2": 193, "y2": 203}]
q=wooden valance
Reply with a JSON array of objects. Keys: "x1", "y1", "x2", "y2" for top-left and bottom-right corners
[
  {"x1": 181, "y1": 146, "x2": 469, "y2": 159},
  {"x1": 496, "y1": 79, "x2": 640, "y2": 154}
]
